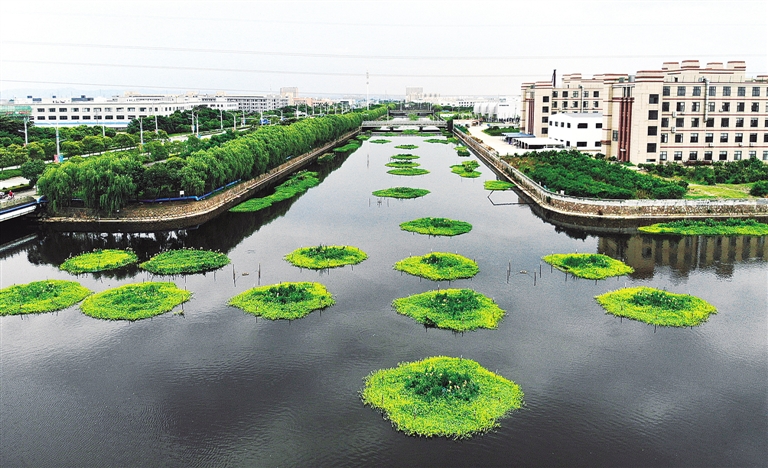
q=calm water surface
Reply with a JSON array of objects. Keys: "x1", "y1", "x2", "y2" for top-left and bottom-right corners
[{"x1": 1, "y1": 137, "x2": 766, "y2": 467}]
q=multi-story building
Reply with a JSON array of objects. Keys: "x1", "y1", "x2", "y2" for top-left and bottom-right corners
[
  {"x1": 521, "y1": 60, "x2": 768, "y2": 164},
  {"x1": 547, "y1": 113, "x2": 603, "y2": 153},
  {"x1": 222, "y1": 94, "x2": 289, "y2": 114}
]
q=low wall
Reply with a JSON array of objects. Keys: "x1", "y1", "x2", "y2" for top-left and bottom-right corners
[
  {"x1": 41, "y1": 130, "x2": 360, "y2": 231},
  {"x1": 454, "y1": 130, "x2": 768, "y2": 221}
]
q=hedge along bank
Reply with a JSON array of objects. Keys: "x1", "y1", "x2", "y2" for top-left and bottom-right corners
[{"x1": 37, "y1": 107, "x2": 389, "y2": 215}]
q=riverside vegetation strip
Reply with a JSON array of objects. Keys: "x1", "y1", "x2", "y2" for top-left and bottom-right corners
[
  {"x1": 542, "y1": 253, "x2": 634, "y2": 280},
  {"x1": 392, "y1": 289, "x2": 505, "y2": 331},
  {"x1": 638, "y1": 218, "x2": 768, "y2": 236},
  {"x1": 230, "y1": 171, "x2": 320, "y2": 212},
  {"x1": 595, "y1": 286, "x2": 717, "y2": 327},
  {"x1": 360, "y1": 356, "x2": 524, "y2": 438},
  {"x1": 80, "y1": 282, "x2": 190, "y2": 321},
  {"x1": 60, "y1": 249, "x2": 138, "y2": 273},
  {"x1": 395, "y1": 252, "x2": 479, "y2": 281},
  {"x1": 372, "y1": 187, "x2": 430, "y2": 199},
  {"x1": 0, "y1": 280, "x2": 91, "y2": 316},
  {"x1": 228, "y1": 282, "x2": 334, "y2": 320},
  {"x1": 399, "y1": 217, "x2": 472, "y2": 236},
  {"x1": 140, "y1": 249, "x2": 230, "y2": 275},
  {"x1": 285, "y1": 245, "x2": 368, "y2": 269}
]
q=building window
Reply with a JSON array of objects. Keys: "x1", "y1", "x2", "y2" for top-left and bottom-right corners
[
  {"x1": 661, "y1": 133, "x2": 669, "y2": 143},
  {"x1": 578, "y1": 123, "x2": 588, "y2": 129},
  {"x1": 751, "y1": 102, "x2": 759, "y2": 112},
  {"x1": 661, "y1": 117, "x2": 669, "y2": 127},
  {"x1": 723, "y1": 86, "x2": 731, "y2": 96},
  {"x1": 649, "y1": 94, "x2": 659, "y2": 104},
  {"x1": 542, "y1": 107, "x2": 549, "y2": 113},
  {"x1": 48, "y1": 116, "x2": 56, "y2": 120},
  {"x1": 763, "y1": 151, "x2": 768, "y2": 161},
  {"x1": 593, "y1": 101, "x2": 599, "y2": 108},
  {"x1": 567, "y1": 123, "x2": 571, "y2": 128},
  {"x1": 720, "y1": 133, "x2": 728, "y2": 143},
  {"x1": 596, "y1": 123, "x2": 602, "y2": 128},
  {"x1": 708, "y1": 102, "x2": 715, "y2": 112},
  {"x1": 71, "y1": 116, "x2": 79, "y2": 120},
  {"x1": 660, "y1": 151, "x2": 667, "y2": 161},
  {"x1": 573, "y1": 101, "x2": 579, "y2": 108},
  {"x1": 764, "y1": 133, "x2": 768, "y2": 143},
  {"x1": 692, "y1": 102, "x2": 700, "y2": 112},
  {"x1": 563, "y1": 91, "x2": 569, "y2": 98},
  {"x1": 593, "y1": 91, "x2": 599, "y2": 98},
  {"x1": 706, "y1": 118, "x2": 714, "y2": 127},
  {"x1": 662, "y1": 102, "x2": 670, "y2": 112},
  {"x1": 677, "y1": 86, "x2": 686, "y2": 96},
  {"x1": 552, "y1": 91, "x2": 558, "y2": 98},
  {"x1": 543, "y1": 96, "x2": 549, "y2": 103},
  {"x1": 734, "y1": 150, "x2": 742, "y2": 160},
  {"x1": 693, "y1": 86, "x2": 701, "y2": 96},
  {"x1": 705, "y1": 133, "x2": 714, "y2": 143},
  {"x1": 563, "y1": 101, "x2": 568, "y2": 108},
  {"x1": 689, "y1": 151, "x2": 698, "y2": 160},
  {"x1": 736, "y1": 118, "x2": 744, "y2": 128},
  {"x1": 542, "y1": 116, "x2": 548, "y2": 123},
  {"x1": 750, "y1": 151, "x2": 757, "y2": 159},
  {"x1": 595, "y1": 141, "x2": 602, "y2": 147},
  {"x1": 691, "y1": 118, "x2": 700, "y2": 128},
  {"x1": 37, "y1": 116, "x2": 45, "y2": 121},
  {"x1": 719, "y1": 151, "x2": 728, "y2": 160},
  {"x1": 82, "y1": 116, "x2": 91, "y2": 120},
  {"x1": 649, "y1": 110, "x2": 658, "y2": 120},
  {"x1": 663, "y1": 86, "x2": 670, "y2": 96},
  {"x1": 577, "y1": 141, "x2": 587, "y2": 147},
  {"x1": 674, "y1": 151, "x2": 683, "y2": 160},
  {"x1": 749, "y1": 133, "x2": 758, "y2": 143},
  {"x1": 737, "y1": 102, "x2": 745, "y2": 112},
  {"x1": 708, "y1": 86, "x2": 716, "y2": 96},
  {"x1": 648, "y1": 126, "x2": 658, "y2": 136},
  {"x1": 721, "y1": 102, "x2": 730, "y2": 112},
  {"x1": 676, "y1": 102, "x2": 685, "y2": 112},
  {"x1": 105, "y1": 115, "x2": 113, "y2": 120},
  {"x1": 675, "y1": 134, "x2": 684, "y2": 143},
  {"x1": 737, "y1": 87, "x2": 746, "y2": 97},
  {"x1": 721, "y1": 118, "x2": 729, "y2": 127},
  {"x1": 690, "y1": 133, "x2": 699, "y2": 143},
  {"x1": 60, "y1": 116, "x2": 67, "y2": 120},
  {"x1": 71, "y1": 108, "x2": 78, "y2": 113},
  {"x1": 552, "y1": 101, "x2": 558, "y2": 108},
  {"x1": 676, "y1": 118, "x2": 684, "y2": 128},
  {"x1": 647, "y1": 143, "x2": 657, "y2": 152},
  {"x1": 735, "y1": 133, "x2": 743, "y2": 143},
  {"x1": 612, "y1": 130, "x2": 618, "y2": 141},
  {"x1": 751, "y1": 118, "x2": 759, "y2": 127},
  {"x1": 704, "y1": 151, "x2": 713, "y2": 161},
  {"x1": 752, "y1": 87, "x2": 761, "y2": 97},
  {"x1": 541, "y1": 128, "x2": 548, "y2": 134}
]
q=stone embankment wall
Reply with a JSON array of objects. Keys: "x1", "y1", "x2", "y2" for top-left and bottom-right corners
[
  {"x1": 454, "y1": 130, "x2": 768, "y2": 220},
  {"x1": 42, "y1": 130, "x2": 359, "y2": 231}
]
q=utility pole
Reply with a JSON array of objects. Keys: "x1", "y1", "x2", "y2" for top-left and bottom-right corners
[
  {"x1": 139, "y1": 117, "x2": 144, "y2": 146},
  {"x1": 366, "y1": 71, "x2": 370, "y2": 110},
  {"x1": 219, "y1": 108, "x2": 223, "y2": 131},
  {"x1": 55, "y1": 121, "x2": 61, "y2": 163},
  {"x1": 22, "y1": 117, "x2": 28, "y2": 146}
]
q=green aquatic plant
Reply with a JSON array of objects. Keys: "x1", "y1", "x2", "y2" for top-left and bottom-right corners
[
  {"x1": 372, "y1": 187, "x2": 430, "y2": 199},
  {"x1": 285, "y1": 245, "x2": 368, "y2": 269},
  {"x1": 392, "y1": 288, "x2": 504, "y2": 331},
  {"x1": 638, "y1": 218, "x2": 768, "y2": 236},
  {"x1": 542, "y1": 253, "x2": 634, "y2": 280},
  {"x1": 140, "y1": 249, "x2": 230, "y2": 275},
  {"x1": 388, "y1": 168, "x2": 430, "y2": 176},
  {"x1": 333, "y1": 142, "x2": 361, "y2": 153},
  {"x1": 0, "y1": 280, "x2": 91, "y2": 316},
  {"x1": 385, "y1": 161, "x2": 421, "y2": 168},
  {"x1": 451, "y1": 160, "x2": 481, "y2": 178},
  {"x1": 456, "y1": 146, "x2": 470, "y2": 156},
  {"x1": 229, "y1": 282, "x2": 334, "y2": 320},
  {"x1": 60, "y1": 249, "x2": 138, "y2": 273},
  {"x1": 230, "y1": 171, "x2": 320, "y2": 212},
  {"x1": 424, "y1": 138, "x2": 452, "y2": 144},
  {"x1": 317, "y1": 153, "x2": 335, "y2": 163},
  {"x1": 395, "y1": 144, "x2": 419, "y2": 150},
  {"x1": 484, "y1": 180, "x2": 515, "y2": 190},
  {"x1": 370, "y1": 139, "x2": 392, "y2": 144},
  {"x1": 360, "y1": 356, "x2": 524, "y2": 438},
  {"x1": 80, "y1": 282, "x2": 190, "y2": 321},
  {"x1": 399, "y1": 217, "x2": 472, "y2": 236},
  {"x1": 390, "y1": 154, "x2": 420, "y2": 160},
  {"x1": 595, "y1": 286, "x2": 717, "y2": 327},
  {"x1": 394, "y1": 252, "x2": 479, "y2": 281}
]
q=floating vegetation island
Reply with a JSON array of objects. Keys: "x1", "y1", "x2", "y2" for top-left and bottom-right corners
[
  {"x1": 638, "y1": 218, "x2": 768, "y2": 236},
  {"x1": 370, "y1": 139, "x2": 392, "y2": 144},
  {"x1": 317, "y1": 153, "x2": 335, "y2": 163},
  {"x1": 333, "y1": 142, "x2": 361, "y2": 153},
  {"x1": 393, "y1": 289, "x2": 504, "y2": 331},
  {"x1": 285, "y1": 245, "x2": 368, "y2": 269},
  {"x1": 456, "y1": 146, "x2": 470, "y2": 156},
  {"x1": 385, "y1": 161, "x2": 421, "y2": 168},
  {"x1": 390, "y1": 154, "x2": 420, "y2": 160},
  {"x1": 595, "y1": 286, "x2": 717, "y2": 327},
  {"x1": 356, "y1": 134, "x2": 371, "y2": 141},
  {"x1": 140, "y1": 249, "x2": 231, "y2": 275},
  {"x1": 229, "y1": 282, "x2": 334, "y2": 320},
  {"x1": 388, "y1": 168, "x2": 430, "y2": 176},
  {"x1": 400, "y1": 217, "x2": 472, "y2": 236},
  {"x1": 230, "y1": 171, "x2": 320, "y2": 212},
  {"x1": 395, "y1": 144, "x2": 419, "y2": 150},
  {"x1": 395, "y1": 252, "x2": 479, "y2": 281},
  {"x1": 0, "y1": 280, "x2": 91, "y2": 316},
  {"x1": 60, "y1": 249, "x2": 138, "y2": 274},
  {"x1": 372, "y1": 187, "x2": 430, "y2": 199},
  {"x1": 543, "y1": 253, "x2": 634, "y2": 280},
  {"x1": 484, "y1": 180, "x2": 515, "y2": 191},
  {"x1": 80, "y1": 282, "x2": 190, "y2": 321},
  {"x1": 424, "y1": 138, "x2": 452, "y2": 144},
  {"x1": 451, "y1": 160, "x2": 481, "y2": 178},
  {"x1": 361, "y1": 356, "x2": 524, "y2": 438}
]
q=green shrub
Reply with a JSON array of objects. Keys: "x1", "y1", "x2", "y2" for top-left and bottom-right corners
[{"x1": 750, "y1": 180, "x2": 768, "y2": 197}]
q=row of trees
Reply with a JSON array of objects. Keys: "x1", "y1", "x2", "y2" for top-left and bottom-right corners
[
  {"x1": 38, "y1": 106, "x2": 389, "y2": 213},
  {"x1": 125, "y1": 107, "x2": 240, "y2": 135},
  {"x1": 513, "y1": 150, "x2": 688, "y2": 199},
  {"x1": 638, "y1": 159, "x2": 768, "y2": 185}
]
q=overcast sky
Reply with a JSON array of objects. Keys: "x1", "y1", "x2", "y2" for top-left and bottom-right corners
[{"x1": 1, "y1": 0, "x2": 766, "y2": 100}]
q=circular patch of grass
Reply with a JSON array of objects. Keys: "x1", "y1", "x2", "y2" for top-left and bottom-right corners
[
  {"x1": 400, "y1": 217, "x2": 472, "y2": 236},
  {"x1": 638, "y1": 218, "x2": 768, "y2": 236},
  {"x1": 229, "y1": 282, "x2": 334, "y2": 320},
  {"x1": 393, "y1": 289, "x2": 504, "y2": 331},
  {"x1": 80, "y1": 282, "x2": 190, "y2": 321},
  {"x1": 388, "y1": 168, "x2": 430, "y2": 176},
  {"x1": 285, "y1": 245, "x2": 368, "y2": 269},
  {"x1": 543, "y1": 253, "x2": 634, "y2": 280},
  {"x1": 140, "y1": 249, "x2": 231, "y2": 275},
  {"x1": 424, "y1": 138, "x2": 451, "y2": 144},
  {"x1": 395, "y1": 144, "x2": 419, "y2": 150},
  {"x1": 394, "y1": 252, "x2": 479, "y2": 281},
  {"x1": 385, "y1": 161, "x2": 421, "y2": 168},
  {"x1": 60, "y1": 249, "x2": 138, "y2": 274},
  {"x1": 595, "y1": 286, "x2": 717, "y2": 327},
  {"x1": 484, "y1": 180, "x2": 515, "y2": 190},
  {"x1": 370, "y1": 139, "x2": 392, "y2": 144},
  {"x1": 372, "y1": 187, "x2": 430, "y2": 199},
  {"x1": 391, "y1": 154, "x2": 420, "y2": 160},
  {"x1": 451, "y1": 160, "x2": 481, "y2": 178},
  {"x1": 0, "y1": 280, "x2": 91, "y2": 316},
  {"x1": 361, "y1": 356, "x2": 524, "y2": 438}
]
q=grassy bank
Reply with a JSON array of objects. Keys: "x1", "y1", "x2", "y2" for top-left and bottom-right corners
[
  {"x1": 140, "y1": 249, "x2": 230, "y2": 274},
  {"x1": 392, "y1": 289, "x2": 504, "y2": 331},
  {"x1": 638, "y1": 218, "x2": 768, "y2": 236},
  {"x1": 80, "y1": 282, "x2": 190, "y2": 320},
  {"x1": 229, "y1": 282, "x2": 334, "y2": 320},
  {"x1": 395, "y1": 252, "x2": 479, "y2": 281},
  {"x1": 60, "y1": 249, "x2": 138, "y2": 273},
  {"x1": 399, "y1": 217, "x2": 472, "y2": 236},
  {"x1": 372, "y1": 187, "x2": 430, "y2": 199},
  {"x1": 542, "y1": 253, "x2": 634, "y2": 279},
  {"x1": 285, "y1": 245, "x2": 368, "y2": 269},
  {"x1": 0, "y1": 280, "x2": 91, "y2": 315},
  {"x1": 360, "y1": 356, "x2": 524, "y2": 438},
  {"x1": 595, "y1": 286, "x2": 717, "y2": 327}
]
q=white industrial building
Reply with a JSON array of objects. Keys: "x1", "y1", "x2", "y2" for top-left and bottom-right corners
[
  {"x1": 547, "y1": 113, "x2": 604, "y2": 153},
  {"x1": 473, "y1": 96, "x2": 519, "y2": 121}
]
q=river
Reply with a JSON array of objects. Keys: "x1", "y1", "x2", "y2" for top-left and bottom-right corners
[{"x1": 1, "y1": 136, "x2": 766, "y2": 467}]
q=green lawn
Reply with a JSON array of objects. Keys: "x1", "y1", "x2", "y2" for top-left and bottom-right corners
[{"x1": 685, "y1": 183, "x2": 754, "y2": 199}]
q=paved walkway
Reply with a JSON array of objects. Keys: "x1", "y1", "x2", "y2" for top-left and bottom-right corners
[
  {"x1": 456, "y1": 121, "x2": 520, "y2": 157},
  {"x1": 0, "y1": 176, "x2": 29, "y2": 191}
]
